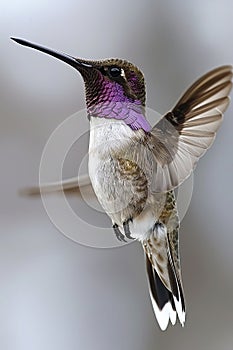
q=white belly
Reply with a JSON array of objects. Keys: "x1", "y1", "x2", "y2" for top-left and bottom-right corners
[{"x1": 88, "y1": 116, "x2": 160, "y2": 240}]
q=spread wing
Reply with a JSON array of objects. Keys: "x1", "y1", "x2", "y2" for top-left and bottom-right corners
[{"x1": 148, "y1": 65, "x2": 232, "y2": 192}]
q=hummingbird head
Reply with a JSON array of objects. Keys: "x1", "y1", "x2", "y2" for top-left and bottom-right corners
[
  {"x1": 11, "y1": 38, "x2": 150, "y2": 131},
  {"x1": 80, "y1": 59, "x2": 146, "y2": 107}
]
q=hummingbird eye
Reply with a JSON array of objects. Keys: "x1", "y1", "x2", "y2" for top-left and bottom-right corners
[{"x1": 108, "y1": 66, "x2": 122, "y2": 78}]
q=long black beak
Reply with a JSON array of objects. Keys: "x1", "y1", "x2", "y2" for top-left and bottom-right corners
[{"x1": 11, "y1": 37, "x2": 93, "y2": 70}]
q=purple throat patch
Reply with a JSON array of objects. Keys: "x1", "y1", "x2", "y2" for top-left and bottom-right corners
[{"x1": 88, "y1": 101, "x2": 151, "y2": 132}]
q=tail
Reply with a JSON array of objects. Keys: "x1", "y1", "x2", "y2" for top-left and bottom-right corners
[
  {"x1": 143, "y1": 225, "x2": 186, "y2": 330},
  {"x1": 145, "y1": 253, "x2": 185, "y2": 330}
]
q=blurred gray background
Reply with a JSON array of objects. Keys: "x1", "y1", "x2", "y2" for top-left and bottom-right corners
[{"x1": 1, "y1": 1, "x2": 233, "y2": 349}]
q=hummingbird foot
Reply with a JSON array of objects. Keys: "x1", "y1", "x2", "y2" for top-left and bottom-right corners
[
  {"x1": 113, "y1": 224, "x2": 127, "y2": 242},
  {"x1": 123, "y1": 218, "x2": 134, "y2": 240}
]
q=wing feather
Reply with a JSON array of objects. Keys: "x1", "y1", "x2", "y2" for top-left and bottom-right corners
[
  {"x1": 148, "y1": 65, "x2": 232, "y2": 192},
  {"x1": 19, "y1": 174, "x2": 93, "y2": 196}
]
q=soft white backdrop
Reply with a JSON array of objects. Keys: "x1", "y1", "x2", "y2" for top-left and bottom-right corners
[{"x1": 1, "y1": 1, "x2": 233, "y2": 349}]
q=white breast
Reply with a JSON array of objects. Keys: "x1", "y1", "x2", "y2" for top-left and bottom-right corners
[
  {"x1": 88, "y1": 116, "x2": 133, "y2": 199},
  {"x1": 88, "y1": 116, "x2": 135, "y2": 154}
]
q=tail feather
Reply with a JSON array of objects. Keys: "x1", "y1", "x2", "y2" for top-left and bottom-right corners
[
  {"x1": 166, "y1": 237, "x2": 186, "y2": 326},
  {"x1": 146, "y1": 254, "x2": 177, "y2": 330},
  {"x1": 145, "y1": 251, "x2": 185, "y2": 330}
]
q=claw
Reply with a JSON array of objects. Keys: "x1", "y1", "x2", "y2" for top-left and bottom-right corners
[
  {"x1": 113, "y1": 224, "x2": 127, "y2": 242},
  {"x1": 123, "y1": 219, "x2": 134, "y2": 240}
]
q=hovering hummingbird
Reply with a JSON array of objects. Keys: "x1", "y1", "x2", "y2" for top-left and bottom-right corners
[{"x1": 12, "y1": 37, "x2": 232, "y2": 330}]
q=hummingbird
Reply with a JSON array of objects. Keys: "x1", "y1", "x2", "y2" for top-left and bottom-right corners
[{"x1": 11, "y1": 37, "x2": 232, "y2": 330}]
